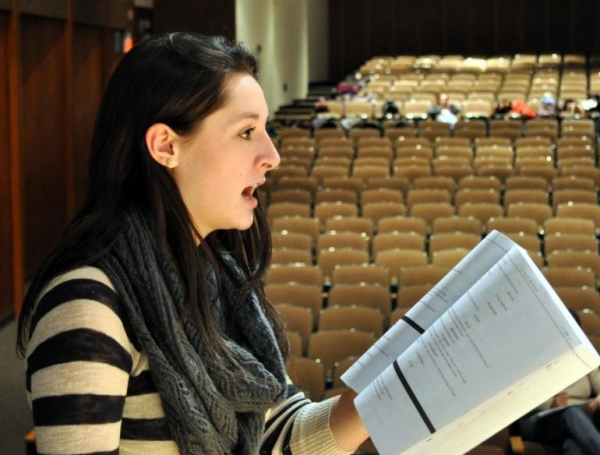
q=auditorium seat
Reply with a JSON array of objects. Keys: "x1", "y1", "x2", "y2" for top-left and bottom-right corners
[
  {"x1": 276, "y1": 303, "x2": 314, "y2": 347},
  {"x1": 331, "y1": 263, "x2": 391, "y2": 288},
  {"x1": 307, "y1": 329, "x2": 377, "y2": 380},
  {"x1": 318, "y1": 305, "x2": 385, "y2": 337},
  {"x1": 286, "y1": 357, "x2": 326, "y2": 401}
]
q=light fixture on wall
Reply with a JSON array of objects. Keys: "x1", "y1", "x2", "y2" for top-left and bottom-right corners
[{"x1": 113, "y1": 30, "x2": 133, "y2": 54}]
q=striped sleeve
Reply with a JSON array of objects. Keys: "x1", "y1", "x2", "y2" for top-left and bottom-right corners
[
  {"x1": 261, "y1": 382, "x2": 353, "y2": 455},
  {"x1": 26, "y1": 267, "x2": 133, "y2": 455}
]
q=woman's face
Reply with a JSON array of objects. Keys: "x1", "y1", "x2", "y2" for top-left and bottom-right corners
[{"x1": 172, "y1": 73, "x2": 280, "y2": 237}]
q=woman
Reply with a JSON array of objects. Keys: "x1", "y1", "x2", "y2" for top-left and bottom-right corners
[{"x1": 17, "y1": 32, "x2": 368, "y2": 454}]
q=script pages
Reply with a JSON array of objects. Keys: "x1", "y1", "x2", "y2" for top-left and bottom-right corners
[{"x1": 341, "y1": 230, "x2": 600, "y2": 455}]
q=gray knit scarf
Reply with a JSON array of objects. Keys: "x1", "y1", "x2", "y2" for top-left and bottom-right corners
[{"x1": 97, "y1": 209, "x2": 286, "y2": 454}]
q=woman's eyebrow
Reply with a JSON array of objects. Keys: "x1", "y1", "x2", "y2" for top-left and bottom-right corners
[{"x1": 233, "y1": 111, "x2": 260, "y2": 121}]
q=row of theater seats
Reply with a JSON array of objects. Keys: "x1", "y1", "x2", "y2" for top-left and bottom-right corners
[
  {"x1": 274, "y1": 137, "x2": 599, "y2": 184},
  {"x1": 268, "y1": 258, "x2": 600, "y2": 332},
  {"x1": 272, "y1": 124, "x2": 599, "y2": 190},
  {"x1": 270, "y1": 221, "x2": 600, "y2": 268},
  {"x1": 280, "y1": 118, "x2": 597, "y2": 145}
]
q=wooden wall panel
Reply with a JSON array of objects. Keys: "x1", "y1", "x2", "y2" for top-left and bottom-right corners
[
  {"x1": 73, "y1": 0, "x2": 107, "y2": 27},
  {"x1": 20, "y1": 0, "x2": 66, "y2": 19},
  {"x1": 0, "y1": 12, "x2": 13, "y2": 321},
  {"x1": 1, "y1": 3, "x2": 129, "y2": 318},
  {"x1": 153, "y1": 0, "x2": 235, "y2": 39},
  {"x1": 72, "y1": 25, "x2": 105, "y2": 208},
  {"x1": 20, "y1": 16, "x2": 68, "y2": 276},
  {"x1": 328, "y1": 0, "x2": 600, "y2": 80}
]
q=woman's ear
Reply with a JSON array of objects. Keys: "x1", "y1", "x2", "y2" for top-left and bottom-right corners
[{"x1": 146, "y1": 123, "x2": 179, "y2": 168}]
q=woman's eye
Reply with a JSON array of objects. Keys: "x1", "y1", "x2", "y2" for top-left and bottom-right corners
[{"x1": 240, "y1": 127, "x2": 256, "y2": 140}]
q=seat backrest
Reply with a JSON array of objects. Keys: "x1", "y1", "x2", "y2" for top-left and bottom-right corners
[
  {"x1": 272, "y1": 216, "x2": 320, "y2": 246},
  {"x1": 409, "y1": 202, "x2": 455, "y2": 226},
  {"x1": 374, "y1": 249, "x2": 428, "y2": 285},
  {"x1": 276, "y1": 303, "x2": 314, "y2": 340},
  {"x1": 324, "y1": 215, "x2": 374, "y2": 237},
  {"x1": 331, "y1": 264, "x2": 391, "y2": 287},
  {"x1": 431, "y1": 215, "x2": 482, "y2": 235},
  {"x1": 270, "y1": 248, "x2": 313, "y2": 266},
  {"x1": 327, "y1": 283, "x2": 393, "y2": 318},
  {"x1": 362, "y1": 201, "x2": 408, "y2": 223},
  {"x1": 265, "y1": 264, "x2": 323, "y2": 286},
  {"x1": 504, "y1": 232, "x2": 541, "y2": 253},
  {"x1": 544, "y1": 216, "x2": 596, "y2": 236},
  {"x1": 286, "y1": 357, "x2": 326, "y2": 401},
  {"x1": 313, "y1": 202, "x2": 359, "y2": 225},
  {"x1": 547, "y1": 251, "x2": 600, "y2": 285},
  {"x1": 285, "y1": 330, "x2": 304, "y2": 357},
  {"x1": 406, "y1": 188, "x2": 452, "y2": 209},
  {"x1": 307, "y1": 329, "x2": 377, "y2": 379},
  {"x1": 272, "y1": 232, "x2": 313, "y2": 251},
  {"x1": 315, "y1": 188, "x2": 358, "y2": 205},
  {"x1": 457, "y1": 202, "x2": 504, "y2": 225},
  {"x1": 544, "y1": 233, "x2": 598, "y2": 255},
  {"x1": 504, "y1": 176, "x2": 548, "y2": 191},
  {"x1": 542, "y1": 266, "x2": 596, "y2": 288},
  {"x1": 458, "y1": 175, "x2": 502, "y2": 191},
  {"x1": 554, "y1": 286, "x2": 600, "y2": 313},
  {"x1": 487, "y1": 216, "x2": 539, "y2": 236},
  {"x1": 412, "y1": 176, "x2": 457, "y2": 193},
  {"x1": 505, "y1": 202, "x2": 552, "y2": 228},
  {"x1": 270, "y1": 188, "x2": 313, "y2": 206},
  {"x1": 372, "y1": 231, "x2": 426, "y2": 256},
  {"x1": 265, "y1": 283, "x2": 324, "y2": 321},
  {"x1": 454, "y1": 188, "x2": 501, "y2": 207},
  {"x1": 397, "y1": 284, "x2": 431, "y2": 308},
  {"x1": 429, "y1": 232, "x2": 481, "y2": 254},
  {"x1": 318, "y1": 305, "x2": 384, "y2": 337},
  {"x1": 361, "y1": 188, "x2": 404, "y2": 205},
  {"x1": 555, "y1": 203, "x2": 600, "y2": 231},
  {"x1": 377, "y1": 216, "x2": 428, "y2": 236},
  {"x1": 503, "y1": 189, "x2": 549, "y2": 207},
  {"x1": 317, "y1": 231, "x2": 370, "y2": 255},
  {"x1": 331, "y1": 356, "x2": 359, "y2": 388},
  {"x1": 399, "y1": 265, "x2": 450, "y2": 287},
  {"x1": 317, "y1": 248, "x2": 370, "y2": 283},
  {"x1": 552, "y1": 189, "x2": 598, "y2": 211},
  {"x1": 430, "y1": 248, "x2": 470, "y2": 268},
  {"x1": 267, "y1": 202, "x2": 311, "y2": 222}
]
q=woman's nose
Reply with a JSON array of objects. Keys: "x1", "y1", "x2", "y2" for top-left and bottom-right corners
[{"x1": 262, "y1": 134, "x2": 281, "y2": 169}]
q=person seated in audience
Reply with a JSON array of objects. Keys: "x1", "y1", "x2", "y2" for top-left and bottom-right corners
[
  {"x1": 537, "y1": 93, "x2": 558, "y2": 118},
  {"x1": 559, "y1": 98, "x2": 586, "y2": 119},
  {"x1": 518, "y1": 310, "x2": 600, "y2": 455},
  {"x1": 427, "y1": 92, "x2": 460, "y2": 127},
  {"x1": 509, "y1": 98, "x2": 537, "y2": 120},
  {"x1": 491, "y1": 99, "x2": 514, "y2": 120},
  {"x1": 381, "y1": 98, "x2": 401, "y2": 119}
]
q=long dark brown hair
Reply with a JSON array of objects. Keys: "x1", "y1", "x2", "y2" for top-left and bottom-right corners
[{"x1": 17, "y1": 32, "x2": 288, "y2": 364}]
